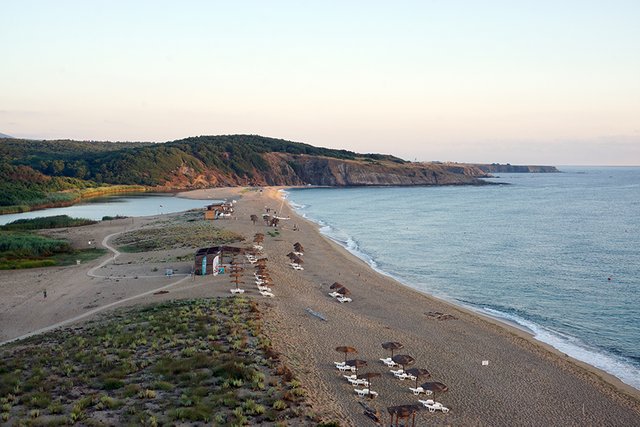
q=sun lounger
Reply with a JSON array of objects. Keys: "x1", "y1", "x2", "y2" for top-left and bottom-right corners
[
  {"x1": 409, "y1": 387, "x2": 433, "y2": 395},
  {"x1": 259, "y1": 290, "x2": 275, "y2": 297},
  {"x1": 395, "y1": 373, "x2": 417, "y2": 381},
  {"x1": 389, "y1": 369, "x2": 404, "y2": 376},
  {"x1": 337, "y1": 296, "x2": 352, "y2": 303},
  {"x1": 336, "y1": 364, "x2": 356, "y2": 372},
  {"x1": 343, "y1": 374, "x2": 356, "y2": 380},
  {"x1": 354, "y1": 388, "x2": 378, "y2": 398},
  {"x1": 290, "y1": 264, "x2": 304, "y2": 270},
  {"x1": 257, "y1": 285, "x2": 272, "y2": 292},
  {"x1": 420, "y1": 400, "x2": 449, "y2": 413},
  {"x1": 253, "y1": 245, "x2": 263, "y2": 250},
  {"x1": 347, "y1": 378, "x2": 368, "y2": 386},
  {"x1": 294, "y1": 251, "x2": 304, "y2": 256},
  {"x1": 328, "y1": 291, "x2": 341, "y2": 298},
  {"x1": 418, "y1": 399, "x2": 434, "y2": 406},
  {"x1": 335, "y1": 361, "x2": 346, "y2": 366},
  {"x1": 230, "y1": 288, "x2": 245, "y2": 294}
]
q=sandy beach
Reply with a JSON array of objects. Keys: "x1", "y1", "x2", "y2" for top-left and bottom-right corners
[{"x1": 1, "y1": 186, "x2": 639, "y2": 426}]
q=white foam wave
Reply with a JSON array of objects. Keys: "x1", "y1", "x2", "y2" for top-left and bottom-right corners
[{"x1": 480, "y1": 307, "x2": 640, "y2": 389}]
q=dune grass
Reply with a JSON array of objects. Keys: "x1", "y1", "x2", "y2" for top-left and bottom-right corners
[{"x1": 0, "y1": 298, "x2": 319, "y2": 425}]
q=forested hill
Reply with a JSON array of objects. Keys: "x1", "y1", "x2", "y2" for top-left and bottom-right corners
[{"x1": 1, "y1": 134, "x2": 494, "y2": 212}]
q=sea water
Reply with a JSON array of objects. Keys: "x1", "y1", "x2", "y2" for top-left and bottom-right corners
[{"x1": 285, "y1": 167, "x2": 640, "y2": 390}]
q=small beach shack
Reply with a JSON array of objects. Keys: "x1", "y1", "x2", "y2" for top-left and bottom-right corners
[
  {"x1": 204, "y1": 202, "x2": 234, "y2": 220},
  {"x1": 194, "y1": 246, "x2": 245, "y2": 275}
]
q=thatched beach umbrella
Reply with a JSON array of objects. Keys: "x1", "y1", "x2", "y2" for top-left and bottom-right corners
[
  {"x1": 358, "y1": 372, "x2": 381, "y2": 397},
  {"x1": 387, "y1": 404, "x2": 422, "y2": 427},
  {"x1": 392, "y1": 354, "x2": 415, "y2": 372},
  {"x1": 294, "y1": 242, "x2": 304, "y2": 252},
  {"x1": 330, "y1": 282, "x2": 344, "y2": 290},
  {"x1": 405, "y1": 367, "x2": 431, "y2": 389},
  {"x1": 421, "y1": 381, "x2": 449, "y2": 402},
  {"x1": 292, "y1": 256, "x2": 304, "y2": 265},
  {"x1": 286, "y1": 252, "x2": 297, "y2": 259},
  {"x1": 382, "y1": 342, "x2": 404, "y2": 358},
  {"x1": 345, "y1": 359, "x2": 368, "y2": 376},
  {"x1": 336, "y1": 287, "x2": 351, "y2": 296},
  {"x1": 335, "y1": 346, "x2": 357, "y2": 363}
]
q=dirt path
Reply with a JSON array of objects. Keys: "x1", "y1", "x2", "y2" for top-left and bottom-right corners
[{"x1": 0, "y1": 231, "x2": 192, "y2": 347}]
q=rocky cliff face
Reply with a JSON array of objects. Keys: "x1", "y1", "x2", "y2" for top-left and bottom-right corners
[{"x1": 160, "y1": 154, "x2": 492, "y2": 188}]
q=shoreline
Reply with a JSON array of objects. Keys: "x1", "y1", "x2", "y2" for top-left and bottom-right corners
[
  {"x1": 181, "y1": 187, "x2": 640, "y2": 404},
  {"x1": 278, "y1": 187, "x2": 640, "y2": 397}
]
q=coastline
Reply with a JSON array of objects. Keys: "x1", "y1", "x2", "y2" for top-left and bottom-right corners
[
  {"x1": 1, "y1": 185, "x2": 638, "y2": 425},
  {"x1": 179, "y1": 186, "x2": 640, "y2": 424}
]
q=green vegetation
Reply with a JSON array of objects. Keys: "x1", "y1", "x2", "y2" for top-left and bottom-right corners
[
  {"x1": 1, "y1": 134, "x2": 407, "y2": 210},
  {"x1": 0, "y1": 298, "x2": 320, "y2": 425},
  {"x1": 114, "y1": 216, "x2": 243, "y2": 252},
  {"x1": 0, "y1": 215, "x2": 96, "y2": 231},
  {"x1": 0, "y1": 231, "x2": 105, "y2": 270}
]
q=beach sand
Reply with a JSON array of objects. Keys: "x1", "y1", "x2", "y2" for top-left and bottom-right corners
[{"x1": 1, "y1": 186, "x2": 639, "y2": 426}]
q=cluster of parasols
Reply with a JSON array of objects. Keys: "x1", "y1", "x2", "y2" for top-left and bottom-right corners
[
  {"x1": 328, "y1": 282, "x2": 353, "y2": 303},
  {"x1": 287, "y1": 242, "x2": 304, "y2": 271},
  {"x1": 334, "y1": 342, "x2": 450, "y2": 425},
  {"x1": 229, "y1": 234, "x2": 276, "y2": 297}
]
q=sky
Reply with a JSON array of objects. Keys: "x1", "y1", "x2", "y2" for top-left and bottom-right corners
[{"x1": 1, "y1": 1, "x2": 639, "y2": 165}]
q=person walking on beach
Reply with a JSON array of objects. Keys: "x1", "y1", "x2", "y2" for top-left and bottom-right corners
[{"x1": 43, "y1": 289, "x2": 47, "y2": 298}]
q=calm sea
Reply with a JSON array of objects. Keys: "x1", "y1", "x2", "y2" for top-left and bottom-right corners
[
  {"x1": 0, "y1": 193, "x2": 218, "y2": 225},
  {"x1": 285, "y1": 167, "x2": 640, "y2": 390}
]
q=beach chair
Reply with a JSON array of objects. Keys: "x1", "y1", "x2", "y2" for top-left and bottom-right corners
[
  {"x1": 337, "y1": 296, "x2": 352, "y2": 303},
  {"x1": 328, "y1": 291, "x2": 342, "y2": 298},
  {"x1": 395, "y1": 373, "x2": 417, "y2": 381},
  {"x1": 230, "y1": 288, "x2": 245, "y2": 294},
  {"x1": 294, "y1": 251, "x2": 304, "y2": 256},
  {"x1": 343, "y1": 374, "x2": 357, "y2": 380},
  {"x1": 291, "y1": 264, "x2": 304, "y2": 270},
  {"x1": 409, "y1": 386, "x2": 433, "y2": 396},
  {"x1": 259, "y1": 290, "x2": 275, "y2": 297},
  {"x1": 354, "y1": 388, "x2": 378, "y2": 398},
  {"x1": 336, "y1": 364, "x2": 356, "y2": 372},
  {"x1": 389, "y1": 369, "x2": 404, "y2": 376},
  {"x1": 335, "y1": 361, "x2": 346, "y2": 367},
  {"x1": 418, "y1": 399, "x2": 435, "y2": 407},
  {"x1": 347, "y1": 378, "x2": 368, "y2": 386},
  {"x1": 379, "y1": 357, "x2": 399, "y2": 367},
  {"x1": 257, "y1": 285, "x2": 272, "y2": 292}
]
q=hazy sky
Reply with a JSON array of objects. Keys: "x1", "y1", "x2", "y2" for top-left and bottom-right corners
[{"x1": 2, "y1": 1, "x2": 639, "y2": 165}]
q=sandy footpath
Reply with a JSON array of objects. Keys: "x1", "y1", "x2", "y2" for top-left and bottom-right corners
[{"x1": 1, "y1": 186, "x2": 639, "y2": 426}]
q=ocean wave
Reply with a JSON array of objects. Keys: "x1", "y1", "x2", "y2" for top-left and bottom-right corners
[{"x1": 478, "y1": 306, "x2": 640, "y2": 390}]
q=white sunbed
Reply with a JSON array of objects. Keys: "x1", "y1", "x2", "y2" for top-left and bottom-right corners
[
  {"x1": 294, "y1": 251, "x2": 304, "y2": 256},
  {"x1": 334, "y1": 361, "x2": 346, "y2": 366},
  {"x1": 343, "y1": 374, "x2": 356, "y2": 380},
  {"x1": 337, "y1": 296, "x2": 352, "y2": 303},
  {"x1": 395, "y1": 373, "x2": 417, "y2": 381},
  {"x1": 409, "y1": 387, "x2": 433, "y2": 396},
  {"x1": 418, "y1": 399, "x2": 435, "y2": 406},
  {"x1": 347, "y1": 378, "x2": 368, "y2": 386},
  {"x1": 290, "y1": 264, "x2": 304, "y2": 270},
  {"x1": 421, "y1": 401, "x2": 449, "y2": 413},
  {"x1": 253, "y1": 245, "x2": 263, "y2": 250},
  {"x1": 257, "y1": 285, "x2": 272, "y2": 292},
  {"x1": 230, "y1": 288, "x2": 245, "y2": 294},
  {"x1": 336, "y1": 364, "x2": 356, "y2": 372},
  {"x1": 380, "y1": 358, "x2": 399, "y2": 367},
  {"x1": 259, "y1": 290, "x2": 275, "y2": 297},
  {"x1": 354, "y1": 388, "x2": 378, "y2": 398},
  {"x1": 328, "y1": 291, "x2": 341, "y2": 298},
  {"x1": 390, "y1": 369, "x2": 404, "y2": 376}
]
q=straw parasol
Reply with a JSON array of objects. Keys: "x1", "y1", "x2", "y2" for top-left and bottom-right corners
[
  {"x1": 286, "y1": 252, "x2": 297, "y2": 260},
  {"x1": 336, "y1": 287, "x2": 351, "y2": 296},
  {"x1": 391, "y1": 354, "x2": 415, "y2": 371},
  {"x1": 421, "y1": 381, "x2": 448, "y2": 401},
  {"x1": 382, "y1": 342, "x2": 404, "y2": 358},
  {"x1": 291, "y1": 256, "x2": 304, "y2": 265},
  {"x1": 405, "y1": 367, "x2": 431, "y2": 389},
  {"x1": 330, "y1": 282, "x2": 344, "y2": 290},
  {"x1": 335, "y1": 346, "x2": 357, "y2": 363},
  {"x1": 387, "y1": 404, "x2": 422, "y2": 427}
]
